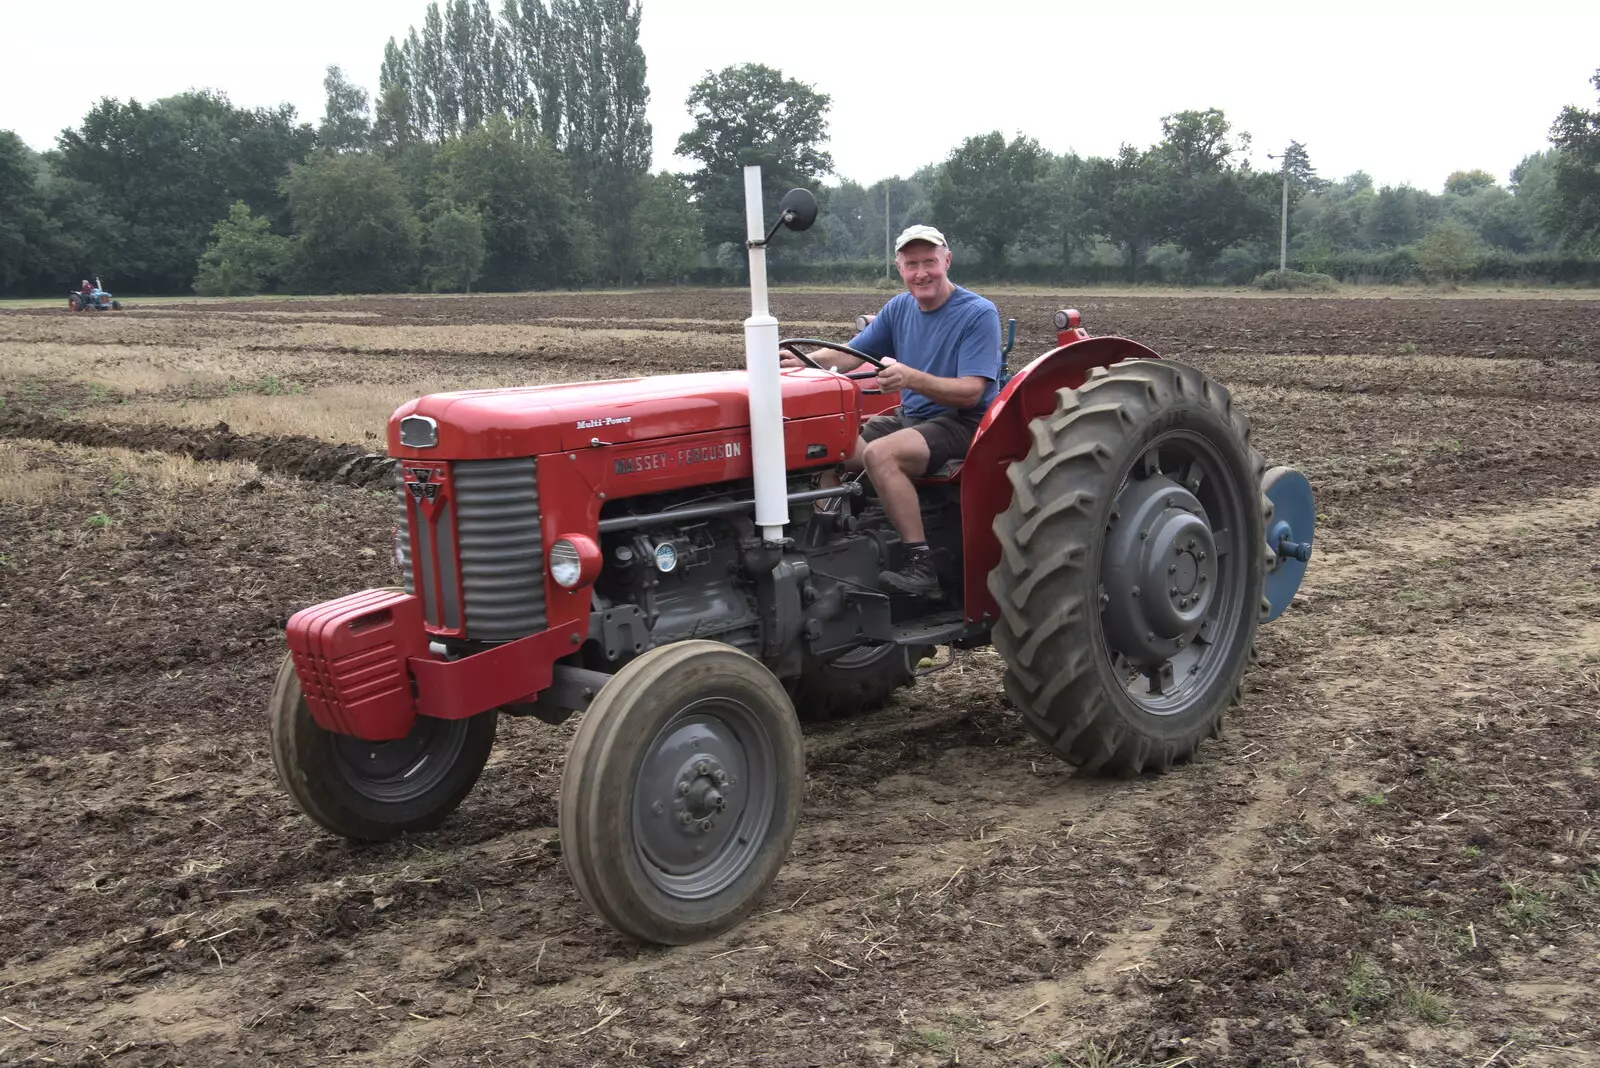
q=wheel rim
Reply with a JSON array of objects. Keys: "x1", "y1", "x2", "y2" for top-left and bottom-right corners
[
  {"x1": 631, "y1": 698, "x2": 778, "y2": 900},
  {"x1": 330, "y1": 715, "x2": 471, "y2": 803},
  {"x1": 1097, "y1": 429, "x2": 1252, "y2": 716}
]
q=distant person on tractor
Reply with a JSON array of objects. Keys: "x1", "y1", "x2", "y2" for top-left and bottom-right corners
[{"x1": 780, "y1": 224, "x2": 1001, "y2": 598}]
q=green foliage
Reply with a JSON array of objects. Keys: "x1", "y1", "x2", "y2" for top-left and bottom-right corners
[
  {"x1": 1254, "y1": 269, "x2": 1337, "y2": 292},
  {"x1": 1511, "y1": 149, "x2": 1561, "y2": 250},
  {"x1": 931, "y1": 132, "x2": 1049, "y2": 266},
  {"x1": 1343, "y1": 954, "x2": 1392, "y2": 1020},
  {"x1": 55, "y1": 90, "x2": 315, "y2": 293},
  {"x1": 1082, "y1": 147, "x2": 1166, "y2": 267},
  {"x1": 813, "y1": 174, "x2": 930, "y2": 262},
  {"x1": 1413, "y1": 220, "x2": 1481, "y2": 284},
  {"x1": 433, "y1": 117, "x2": 593, "y2": 288},
  {"x1": 423, "y1": 207, "x2": 486, "y2": 291},
  {"x1": 374, "y1": 39, "x2": 417, "y2": 151},
  {"x1": 1444, "y1": 169, "x2": 1497, "y2": 196},
  {"x1": 1398, "y1": 983, "x2": 1452, "y2": 1024},
  {"x1": 1549, "y1": 68, "x2": 1600, "y2": 250},
  {"x1": 1366, "y1": 184, "x2": 1438, "y2": 247},
  {"x1": 1498, "y1": 882, "x2": 1554, "y2": 929},
  {"x1": 559, "y1": 0, "x2": 652, "y2": 283},
  {"x1": 677, "y1": 63, "x2": 833, "y2": 255},
  {"x1": 318, "y1": 65, "x2": 373, "y2": 153},
  {"x1": 281, "y1": 153, "x2": 420, "y2": 292},
  {"x1": 194, "y1": 201, "x2": 292, "y2": 296},
  {"x1": 632, "y1": 171, "x2": 702, "y2": 282},
  {"x1": 0, "y1": 131, "x2": 53, "y2": 293}
]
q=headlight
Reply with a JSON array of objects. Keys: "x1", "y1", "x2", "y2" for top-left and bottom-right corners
[
  {"x1": 550, "y1": 540, "x2": 582, "y2": 588},
  {"x1": 548, "y1": 534, "x2": 601, "y2": 590}
]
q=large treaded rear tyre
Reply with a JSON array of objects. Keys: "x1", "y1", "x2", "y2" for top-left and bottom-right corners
[
  {"x1": 268, "y1": 654, "x2": 497, "y2": 841},
  {"x1": 988, "y1": 360, "x2": 1268, "y2": 775}
]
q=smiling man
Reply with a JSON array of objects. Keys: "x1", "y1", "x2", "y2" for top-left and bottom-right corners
[{"x1": 780, "y1": 224, "x2": 1001, "y2": 598}]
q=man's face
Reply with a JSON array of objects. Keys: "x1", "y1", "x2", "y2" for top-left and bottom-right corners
[{"x1": 896, "y1": 242, "x2": 951, "y2": 301}]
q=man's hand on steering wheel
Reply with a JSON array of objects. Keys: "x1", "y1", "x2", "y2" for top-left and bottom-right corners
[
  {"x1": 779, "y1": 345, "x2": 807, "y2": 369},
  {"x1": 873, "y1": 358, "x2": 915, "y2": 393}
]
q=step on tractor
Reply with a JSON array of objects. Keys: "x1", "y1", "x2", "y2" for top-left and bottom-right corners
[{"x1": 270, "y1": 167, "x2": 1315, "y2": 945}]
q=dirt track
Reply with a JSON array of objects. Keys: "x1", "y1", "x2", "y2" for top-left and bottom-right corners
[{"x1": 1, "y1": 290, "x2": 1598, "y2": 1067}]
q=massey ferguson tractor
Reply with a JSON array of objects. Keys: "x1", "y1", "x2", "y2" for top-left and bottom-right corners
[{"x1": 271, "y1": 168, "x2": 1314, "y2": 945}]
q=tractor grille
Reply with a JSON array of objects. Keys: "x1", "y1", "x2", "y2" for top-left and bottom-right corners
[{"x1": 396, "y1": 458, "x2": 545, "y2": 640}]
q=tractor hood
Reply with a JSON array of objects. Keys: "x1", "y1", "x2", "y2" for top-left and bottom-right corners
[{"x1": 388, "y1": 369, "x2": 856, "y2": 460}]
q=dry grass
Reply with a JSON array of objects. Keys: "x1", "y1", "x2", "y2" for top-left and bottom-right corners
[
  {"x1": 0, "y1": 446, "x2": 73, "y2": 503},
  {"x1": 77, "y1": 377, "x2": 567, "y2": 443},
  {"x1": 0, "y1": 440, "x2": 263, "y2": 506},
  {"x1": 1, "y1": 343, "x2": 240, "y2": 393},
  {"x1": 272, "y1": 321, "x2": 727, "y2": 355}
]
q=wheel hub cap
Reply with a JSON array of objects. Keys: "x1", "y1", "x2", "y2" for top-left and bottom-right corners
[
  {"x1": 635, "y1": 715, "x2": 750, "y2": 878},
  {"x1": 1102, "y1": 476, "x2": 1216, "y2": 668}
]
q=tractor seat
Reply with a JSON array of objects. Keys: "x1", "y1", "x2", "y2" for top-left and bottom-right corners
[{"x1": 918, "y1": 459, "x2": 965, "y2": 483}]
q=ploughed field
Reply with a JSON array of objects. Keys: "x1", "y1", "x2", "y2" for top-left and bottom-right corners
[{"x1": 1, "y1": 289, "x2": 1598, "y2": 1067}]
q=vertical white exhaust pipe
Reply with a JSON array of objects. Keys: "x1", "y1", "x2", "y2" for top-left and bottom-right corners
[{"x1": 743, "y1": 165, "x2": 787, "y2": 545}]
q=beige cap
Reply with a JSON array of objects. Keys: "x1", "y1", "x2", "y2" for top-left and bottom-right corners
[{"x1": 894, "y1": 224, "x2": 947, "y2": 252}]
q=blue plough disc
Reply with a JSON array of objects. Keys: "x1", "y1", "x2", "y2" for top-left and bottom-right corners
[{"x1": 1261, "y1": 466, "x2": 1315, "y2": 623}]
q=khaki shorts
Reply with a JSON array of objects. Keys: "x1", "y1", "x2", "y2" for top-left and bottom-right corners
[{"x1": 859, "y1": 409, "x2": 981, "y2": 475}]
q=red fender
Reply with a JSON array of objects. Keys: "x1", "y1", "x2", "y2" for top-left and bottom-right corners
[{"x1": 960, "y1": 335, "x2": 1163, "y2": 622}]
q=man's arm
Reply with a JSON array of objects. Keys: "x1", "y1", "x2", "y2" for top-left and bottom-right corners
[
  {"x1": 873, "y1": 303, "x2": 999, "y2": 408},
  {"x1": 873, "y1": 362, "x2": 987, "y2": 409},
  {"x1": 781, "y1": 304, "x2": 894, "y2": 371}
]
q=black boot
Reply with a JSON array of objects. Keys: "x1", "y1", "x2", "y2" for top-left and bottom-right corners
[{"x1": 880, "y1": 547, "x2": 941, "y2": 598}]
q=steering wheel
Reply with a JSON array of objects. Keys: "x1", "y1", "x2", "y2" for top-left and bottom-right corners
[{"x1": 778, "y1": 338, "x2": 886, "y2": 382}]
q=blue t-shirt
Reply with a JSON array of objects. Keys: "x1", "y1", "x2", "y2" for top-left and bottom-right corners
[{"x1": 849, "y1": 286, "x2": 1002, "y2": 420}]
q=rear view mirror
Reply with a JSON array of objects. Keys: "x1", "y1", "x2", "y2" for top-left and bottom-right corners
[{"x1": 778, "y1": 189, "x2": 818, "y2": 232}]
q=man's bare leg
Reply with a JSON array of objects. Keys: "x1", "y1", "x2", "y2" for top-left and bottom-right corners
[{"x1": 862, "y1": 429, "x2": 930, "y2": 543}]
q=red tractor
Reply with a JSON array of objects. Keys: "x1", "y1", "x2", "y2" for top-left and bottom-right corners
[{"x1": 270, "y1": 170, "x2": 1314, "y2": 944}]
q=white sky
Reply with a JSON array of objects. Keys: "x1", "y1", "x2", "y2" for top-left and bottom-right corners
[{"x1": 2, "y1": 0, "x2": 1596, "y2": 192}]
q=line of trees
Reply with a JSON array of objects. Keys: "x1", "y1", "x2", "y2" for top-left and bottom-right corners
[{"x1": 2, "y1": 21, "x2": 1599, "y2": 297}]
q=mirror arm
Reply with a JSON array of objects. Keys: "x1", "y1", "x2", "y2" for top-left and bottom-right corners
[{"x1": 749, "y1": 210, "x2": 795, "y2": 249}]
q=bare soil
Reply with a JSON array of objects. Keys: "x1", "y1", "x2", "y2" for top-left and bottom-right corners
[{"x1": 1, "y1": 290, "x2": 1597, "y2": 1067}]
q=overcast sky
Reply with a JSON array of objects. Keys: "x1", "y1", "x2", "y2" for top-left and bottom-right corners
[{"x1": 3, "y1": 0, "x2": 1596, "y2": 192}]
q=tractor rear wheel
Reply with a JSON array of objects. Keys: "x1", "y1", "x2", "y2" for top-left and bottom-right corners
[
  {"x1": 988, "y1": 360, "x2": 1267, "y2": 775},
  {"x1": 789, "y1": 642, "x2": 920, "y2": 720},
  {"x1": 560, "y1": 640, "x2": 803, "y2": 944},
  {"x1": 268, "y1": 654, "x2": 497, "y2": 840}
]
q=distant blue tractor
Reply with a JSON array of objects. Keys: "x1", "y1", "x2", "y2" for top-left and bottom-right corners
[{"x1": 68, "y1": 282, "x2": 121, "y2": 312}]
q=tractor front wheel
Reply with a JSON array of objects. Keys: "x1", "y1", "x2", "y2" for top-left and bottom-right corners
[
  {"x1": 268, "y1": 654, "x2": 497, "y2": 840},
  {"x1": 560, "y1": 640, "x2": 803, "y2": 944},
  {"x1": 988, "y1": 360, "x2": 1267, "y2": 775}
]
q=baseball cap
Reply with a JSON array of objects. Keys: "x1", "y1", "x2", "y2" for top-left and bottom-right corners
[{"x1": 894, "y1": 224, "x2": 947, "y2": 252}]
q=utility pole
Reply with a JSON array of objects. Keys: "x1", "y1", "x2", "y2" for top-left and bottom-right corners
[
  {"x1": 1266, "y1": 147, "x2": 1291, "y2": 274},
  {"x1": 884, "y1": 186, "x2": 892, "y2": 280}
]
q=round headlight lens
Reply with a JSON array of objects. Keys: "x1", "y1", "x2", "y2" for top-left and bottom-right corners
[{"x1": 549, "y1": 539, "x2": 583, "y2": 588}]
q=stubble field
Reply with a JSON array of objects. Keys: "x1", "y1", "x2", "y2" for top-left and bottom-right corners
[{"x1": 1, "y1": 288, "x2": 1598, "y2": 1068}]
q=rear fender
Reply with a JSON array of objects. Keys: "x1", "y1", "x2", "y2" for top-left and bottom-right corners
[{"x1": 959, "y1": 336, "x2": 1163, "y2": 622}]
